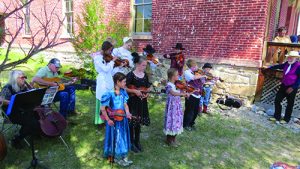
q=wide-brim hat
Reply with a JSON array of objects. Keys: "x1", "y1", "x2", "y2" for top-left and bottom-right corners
[
  {"x1": 49, "y1": 58, "x2": 62, "y2": 68},
  {"x1": 202, "y1": 63, "x2": 213, "y2": 69},
  {"x1": 173, "y1": 43, "x2": 185, "y2": 50},
  {"x1": 285, "y1": 51, "x2": 300, "y2": 58},
  {"x1": 143, "y1": 44, "x2": 156, "y2": 54}
]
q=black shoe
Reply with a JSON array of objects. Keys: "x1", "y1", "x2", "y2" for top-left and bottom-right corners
[
  {"x1": 184, "y1": 127, "x2": 192, "y2": 131},
  {"x1": 131, "y1": 144, "x2": 140, "y2": 153},
  {"x1": 11, "y1": 137, "x2": 24, "y2": 149},
  {"x1": 135, "y1": 142, "x2": 143, "y2": 152}
]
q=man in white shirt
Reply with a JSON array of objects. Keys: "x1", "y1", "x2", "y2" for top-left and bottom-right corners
[{"x1": 112, "y1": 37, "x2": 134, "y2": 75}]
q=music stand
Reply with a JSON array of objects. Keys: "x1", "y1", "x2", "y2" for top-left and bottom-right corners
[{"x1": 6, "y1": 88, "x2": 48, "y2": 169}]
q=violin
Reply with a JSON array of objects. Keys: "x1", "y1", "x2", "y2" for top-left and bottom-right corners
[
  {"x1": 193, "y1": 69, "x2": 224, "y2": 82},
  {"x1": 103, "y1": 54, "x2": 114, "y2": 63},
  {"x1": 114, "y1": 58, "x2": 130, "y2": 67},
  {"x1": 100, "y1": 107, "x2": 126, "y2": 121},
  {"x1": 175, "y1": 53, "x2": 184, "y2": 63},
  {"x1": 146, "y1": 54, "x2": 159, "y2": 64},
  {"x1": 175, "y1": 80, "x2": 196, "y2": 93}
]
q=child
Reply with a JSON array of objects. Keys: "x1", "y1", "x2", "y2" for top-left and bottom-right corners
[
  {"x1": 101, "y1": 72, "x2": 133, "y2": 167},
  {"x1": 164, "y1": 68, "x2": 189, "y2": 146},
  {"x1": 163, "y1": 43, "x2": 185, "y2": 79},
  {"x1": 183, "y1": 59, "x2": 206, "y2": 131},
  {"x1": 126, "y1": 53, "x2": 151, "y2": 153},
  {"x1": 199, "y1": 63, "x2": 218, "y2": 114},
  {"x1": 268, "y1": 50, "x2": 300, "y2": 124},
  {"x1": 143, "y1": 44, "x2": 162, "y2": 83}
]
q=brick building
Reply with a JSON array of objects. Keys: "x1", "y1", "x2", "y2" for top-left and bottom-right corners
[{"x1": 1, "y1": 0, "x2": 300, "y2": 101}]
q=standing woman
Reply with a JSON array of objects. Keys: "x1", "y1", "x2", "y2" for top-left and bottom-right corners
[
  {"x1": 126, "y1": 52, "x2": 151, "y2": 153},
  {"x1": 91, "y1": 41, "x2": 117, "y2": 127}
]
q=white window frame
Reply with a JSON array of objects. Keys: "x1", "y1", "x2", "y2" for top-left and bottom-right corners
[
  {"x1": 133, "y1": 0, "x2": 152, "y2": 35},
  {"x1": 61, "y1": 0, "x2": 74, "y2": 38}
]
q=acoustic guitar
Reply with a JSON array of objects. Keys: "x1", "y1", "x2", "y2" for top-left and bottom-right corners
[{"x1": 34, "y1": 77, "x2": 77, "y2": 91}]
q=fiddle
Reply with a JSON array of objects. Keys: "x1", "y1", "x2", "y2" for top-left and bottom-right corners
[
  {"x1": 175, "y1": 80, "x2": 196, "y2": 93},
  {"x1": 146, "y1": 54, "x2": 159, "y2": 64},
  {"x1": 102, "y1": 107, "x2": 126, "y2": 121},
  {"x1": 193, "y1": 69, "x2": 224, "y2": 82},
  {"x1": 175, "y1": 53, "x2": 184, "y2": 63},
  {"x1": 114, "y1": 58, "x2": 130, "y2": 67},
  {"x1": 103, "y1": 54, "x2": 114, "y2": 63}
]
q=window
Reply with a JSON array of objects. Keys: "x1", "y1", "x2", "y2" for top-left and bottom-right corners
[
  {"x1": 64, "y1": 0, "x2": 74, "y2": 35},
  {"x1": 24, "y1": 0, "x2": 31, "y2": 35},
  {"x1": 134, "y1": 0, "x2": 152, "y2": 34}
]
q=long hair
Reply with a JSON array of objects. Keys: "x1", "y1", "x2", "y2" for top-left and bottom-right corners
[{"x1": 8, "y1": 70, "x2": 24, "y2": 92}]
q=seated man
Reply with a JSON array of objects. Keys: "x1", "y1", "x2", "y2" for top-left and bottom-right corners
[
  {"x1": 32, "y1": 58, "x2": 77, "y2": 118},
  {"x1": 0, "y1": 70, "x2": 41, "y2": 149}
]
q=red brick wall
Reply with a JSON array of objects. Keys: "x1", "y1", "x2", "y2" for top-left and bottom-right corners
[
  {"x1": 278, "y1": 0, "x2": 288, "y2": 27},
  {"x1": 150, "y1": 0, "x2": 269, "y2": 67}
]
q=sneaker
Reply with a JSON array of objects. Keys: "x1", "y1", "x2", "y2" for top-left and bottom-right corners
[
  {"x1": 123, "y1": 157, "x2": 133, "y2": 165},
  {"x1": 275, "y1": 121, "x2": 280, "y2": 125},
  {"x1": 279, "y1": 120, "x2": 287, "y2": 124},
  {"x1": 269, "y1": 117, "x2": 277, "y2": 122},
  {"x1": 115, "y1": 159, "x2": 129, "y2": 167}
]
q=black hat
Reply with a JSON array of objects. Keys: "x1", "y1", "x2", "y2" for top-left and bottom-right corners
[
  {"x1": 143, "y1": 44, "x2": 156, "y2": 54},
  {"x1": 202, "y1": 63, "x2": 212, "y2": 69},
  {"x1": 49, "y1": 58, "x2": 61, "y2": 68},
  {"x1": 173, "y1": 43, "x2": 185, "y2": 50}
]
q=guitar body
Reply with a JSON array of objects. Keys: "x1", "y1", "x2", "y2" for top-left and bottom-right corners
[
  {"x1": 0, "y1": 132, "x2": 7, "y2": 161},
  {"x1": 34, "y1": 77, "x2": 65, "y2": 91}
]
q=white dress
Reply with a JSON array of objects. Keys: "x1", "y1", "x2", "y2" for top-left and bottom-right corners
[
  {"x1": 93, "y1": 53, "x2": 115, "y2": 100},
  {"x1": 111, "y1": 47, "x2": 134, "y2": 75}
]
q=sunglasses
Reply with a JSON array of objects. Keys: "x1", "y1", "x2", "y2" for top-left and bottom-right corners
[{"x1": 19, "y1": 76, "x2": 27, "y2": 79}]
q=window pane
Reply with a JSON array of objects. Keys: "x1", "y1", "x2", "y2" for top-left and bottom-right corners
[
  {"x1": 144, "y1": 5, "x2": 152, "y2": 18},
  {"x1": 135, "y1": 6, "x2": 143, "y2": 19},
  {"x1": 144, "y1": 0, "x2": 152, "y2": 3},
  {"x1": 135, "y1": 19, "x2": 143, "y2": 32},
  {"x1": 135, "y1": 0, "x2": 143, "y2": 4},
  {"x1": 144, "y1": 19, "x2": 151, "y2": 32}
]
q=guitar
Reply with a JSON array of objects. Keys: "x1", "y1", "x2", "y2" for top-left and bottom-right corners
[{"x1": 34, "y1": 77, "x2": 78, "y2": 91}]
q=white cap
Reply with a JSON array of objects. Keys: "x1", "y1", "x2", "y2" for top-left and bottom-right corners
[
  {"x1": 123, "y1": 37, "x2": 132, "y2": 44},
  {"x1": 285, "y1": 51, "x2": 300, "y2": 57}
]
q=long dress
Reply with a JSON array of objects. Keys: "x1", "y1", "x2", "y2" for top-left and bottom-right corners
[
  {"x1": 126, "y1": 71, "x2": 151, "y2": 126},
  {"x1": 92, "y1": 52, "x2": 115, "y2": 125},
  {"x1": 164, "y1": 82, "x2": 183, "y2": 136},
  {"x1": 101, "y1": 89, "x2": 131, "y2": 159}
]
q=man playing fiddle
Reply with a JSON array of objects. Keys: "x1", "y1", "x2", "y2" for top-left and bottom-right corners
[
  {"x1": 164, "y1": 43, "x2": 185, "y2": 80},
  {"x1": 32, "y1": 58, "x2": 78, "y2": 118}
]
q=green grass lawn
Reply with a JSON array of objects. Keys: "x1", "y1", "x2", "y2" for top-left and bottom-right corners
[{"x1": 1, "y1": 52, "x2": 300, "y2": 168}]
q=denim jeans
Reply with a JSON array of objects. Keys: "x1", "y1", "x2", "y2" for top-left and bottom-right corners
[
  {"x1": 200, "y1": 86, "x2": 212, "y2": 107},
  {"x1": 54, "y1": 85, "x2": 76, "y2": 118}
]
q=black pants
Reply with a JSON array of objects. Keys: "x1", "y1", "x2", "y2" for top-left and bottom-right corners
[
  {"x1": 8, "y1": 110, "x2": 41, "y2": 140},
  {"x1": 183, "y1": 95, "x2": 200, "y2": 127},
  {"x1": 274, "y1": 84, "x2": 298, "y2": 122}
]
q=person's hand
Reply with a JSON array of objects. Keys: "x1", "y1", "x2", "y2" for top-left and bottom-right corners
[
  {"x1": 286, "y1": 87, "x2": 294, "y2": 94},
  {"x1": 107, "y1": 119, "x2": 114, "y2": 126},
  {"x1": 51, "y1": 82, "x2": 58, "y2": 87},
  {"x1": 185, "y1": 93, "x2": 190, "y2": 98},
  {"x1": 135, "y1": 90, "x2": 143, "y2": 97},
  {"x1": 166, "y1": 54, "x2": 170, "y2": 58},
  {"x1": 112, "y1": 56, "x2": 118, "y2": 62},
  {"x1": 126, "y1": 113, "x2": 132, "y2": 120}
]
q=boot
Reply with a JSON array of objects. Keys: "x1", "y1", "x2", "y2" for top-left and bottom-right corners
[
  {"x1": 130, "y1": 125, "x2": 139, "y2": 153},
  {"x1": 166, "y1": 135, "x2": 172, "y2": 146},
  {"x1": 134, "y1": 126, "x2": 142, "y2": 152},
  {"x1": 198, "y1": 105, "x2": 202, "y2": 115},
  {"x1": 203, "y1": 105, "x2": 208, "y2": 114}
]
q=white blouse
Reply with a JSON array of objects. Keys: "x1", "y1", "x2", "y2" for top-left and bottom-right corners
[{"x1": 93, "y1": 52, "x2": 115, "y2": 100}]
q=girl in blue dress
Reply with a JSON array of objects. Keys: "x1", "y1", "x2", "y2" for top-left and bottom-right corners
[{"x1": 100, "y1": 72, "x2": 133, "y2": 167}]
